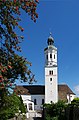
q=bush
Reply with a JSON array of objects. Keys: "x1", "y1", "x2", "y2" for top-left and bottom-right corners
[
  {"x1": 71, "y1": 97, "x2": 79, "y2": 106},
  {"x1": 44, "y1": 100, "x2": 67, "y2": 120},
  {"x1": 46, "y1": 116, "x2": 58, "y2": 120},
  {"x1": 0, "y1": 93, "x2": 26, "y2": 120}
]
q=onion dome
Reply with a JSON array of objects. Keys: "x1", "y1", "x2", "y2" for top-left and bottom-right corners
[{"x1": 47, "y1": 32, "x2": 54, "y2": 45}]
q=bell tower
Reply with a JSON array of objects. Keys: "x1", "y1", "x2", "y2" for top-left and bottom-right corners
[{"x1": 44, "y1": 33, "x2": 58, "y2": 103}]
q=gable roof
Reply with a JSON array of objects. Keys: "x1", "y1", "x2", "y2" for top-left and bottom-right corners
[
  {"x1": 14, "y1": 86, "x2": 30, "y2": 95},
  {"x1": 58, "y1": 84, "x2": 75, "y2": 101},
  {"x1": 14, "y1": 85, "x2": 45, "y2": 95},
  {"x1": 58, "y1": 84, "x2": 75, "y2": 95},
  {"x1": 14, "y1": 84, "x2": 75, "y2": 95},
  {"x1": 23, "y1": 85, "x2": 45, "y2": 95}
]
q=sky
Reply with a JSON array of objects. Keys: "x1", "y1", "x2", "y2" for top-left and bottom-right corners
[{"x1": 16, "y1": 0, "x2": 79, "y2": 97}]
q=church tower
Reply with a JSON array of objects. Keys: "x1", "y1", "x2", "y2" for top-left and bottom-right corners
[{"x1": 44, "y1": 33, "x2": 58, "y2": 103}]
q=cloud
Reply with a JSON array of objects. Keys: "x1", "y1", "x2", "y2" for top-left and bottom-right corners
[{"x1": 74, "y1": 85, "x2": 79, "y2": 94}]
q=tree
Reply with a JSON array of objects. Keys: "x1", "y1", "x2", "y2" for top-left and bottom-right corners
[
  {"x1": 71, "y1": 97, "x2": 79, "y2": 106},
  {"x1": 0, "y1": 93, "x2": 26, "y2": 120},
  {"x1": 0, "y1": 0, "x2": 39, "y2": 91},
  {"x1": 43, "y1": 101, "x2": 67, "y2": 120},
  {"x1": 19, "y1": 95, "x2": 26, "y2": 113}
]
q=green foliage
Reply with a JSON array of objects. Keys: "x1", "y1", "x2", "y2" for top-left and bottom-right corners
[
  {"x1": 22, "y1": 115, "x2": 26, "y2": 120},
  {"x1": 44, "y1": 101, "x2": 67, "y2": 120},
  {"x1": 46, "y1": 116, "x2": 58, "y2": 120},
  {"x1": 0, "y1": 93, "x2": 26, "y2": 120},
  {"x1": 19, "y1": 95, "x2": 26, "y2": 113},
  {"x1": 0, "y1": 0, "x2": 38, "y2": 90},
  {"x1": 71, "y1": 97, "x2": 79, "y2": 106},
  {"x1": 0, "y1": 1, "x2": 38, "y2": 119}
]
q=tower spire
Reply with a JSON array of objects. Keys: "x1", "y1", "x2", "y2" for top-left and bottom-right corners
[
  {"x1": 47, "y1": 32, "x2": 54, "y2": 45},
  {"x1": 50, "y1": 32, "x2": 52, "y2": 36}
]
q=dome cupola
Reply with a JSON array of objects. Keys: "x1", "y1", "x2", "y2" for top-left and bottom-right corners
[{"x1": 47, "y1": 32, "x2": 54, "y2": 45}]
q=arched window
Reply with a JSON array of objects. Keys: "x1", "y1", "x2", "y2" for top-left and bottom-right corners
[
  {"x1": 46, "y1": 55, "x2": 48, "y2": 60},
  {"x1": 49, "y1": 71, "x2": 51, "y2": 75},
  {"x1": 54, "y1": 54, "x2": 55, "y2": 59},
  {"x1": 50, "y1": 54, "x2": 52, "y2": 58},
  {"x1": 52, "y1": 70, "x2": 53, "y2": 75},
  {"x1": 29, "y1": 103, "x2": 32, "y2": 110},
  {"x1": 50, "y1": 78, "x2": 52, "y2": 81},
  {"x1": 49, "y1": 70, "x2": 53, "y2": 75}
]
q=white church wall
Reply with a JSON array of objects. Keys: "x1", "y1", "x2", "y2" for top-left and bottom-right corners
[
  {"x1": 31, "y1": 95, "x2": 45, "y2": 110},
  {"x1": 70, "y1": 94, "x2": 76, "y2": 101},
  {"x1": 20, "y1": 95, "x2": 34, "y2": 112},
  {"x1": 67, "y1": 94, "x2": 76, "y2": 103},
  {"x1": 24, "y1": 100, "x2": 34, "y2": 111},
  {"x1": 45, "y1": 67, "x2": 57, "y2": 75},
  {"x1": 21, "y1": 95, "x2": 31, "y2": 101},
  {"x1": 48, "y1": 49, "x2": 57, "y2": 64},
  {"x1": 19, "y1": 94, "x2": 45, "y2": 111},
  {"x1": 45, "y1": 67, "x2": 58, "y2": 103}
]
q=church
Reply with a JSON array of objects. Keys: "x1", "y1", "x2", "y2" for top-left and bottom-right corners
[{"x1": 14, "y1": 33, "x2": 76, "y2": 112}]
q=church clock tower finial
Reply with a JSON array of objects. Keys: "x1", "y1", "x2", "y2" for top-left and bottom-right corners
[
  {"x1": 50, "y1": 32, "x2": 52, "y2": 36},
  {"x1": 47, "y1": 32, "x2": 54, "y2": 46}
]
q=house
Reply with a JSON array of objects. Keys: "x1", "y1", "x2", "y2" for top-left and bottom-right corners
[{"x1": 14, "y1": 33, "x2": 76, "y2": 112}]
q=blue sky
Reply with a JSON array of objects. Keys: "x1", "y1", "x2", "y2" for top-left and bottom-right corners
[{"x1": 17, "y1": 0, "x2": 79, "y2": 96}]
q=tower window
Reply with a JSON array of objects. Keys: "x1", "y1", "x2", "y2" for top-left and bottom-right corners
[
  {"x1": 50, "y1": 78, "x2": 52, "y2": 81},
  {"x1": 49, "y1": 71, "x2": 51, "y2": 75},
  {"x1": 46, "y1": 55, "x2": 48, "y2": 60},
  {"x1": 50, "y1": 54, "x2": 52, "y2": 58},
  {"x1": 54, "y1": 54, "x2": 55, "y2": 59},
  {"x1": 49, "y1": 70, "x2": 53, "y2": 75},
  {"x1": 52, "y1": 71, "x2": 53, "y2": 75},
  {"x1": 34, "y1": 99, "x2": 37, "y2": 105}
]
